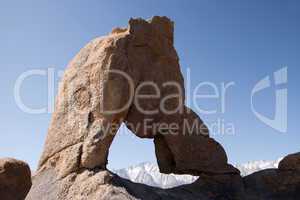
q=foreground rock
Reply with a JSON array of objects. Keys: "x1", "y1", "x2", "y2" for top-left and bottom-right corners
[
  {"x1": 26, "y1": 160, "x2": 300, "y2": 200},
  {"x1": 27, "y1": 168, "x2": 244, "y2": 200},
  {"x1": 278, "y1": 152, "x2": 300, "y2": 171},
  {"x1": 244, "y1": 152, "x2": 300, "y2": 200},
  {"x1": 0, "y1": 158, "x2": 32, "y2": 200}
]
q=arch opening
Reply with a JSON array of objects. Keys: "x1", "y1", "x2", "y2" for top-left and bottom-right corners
[{"x1": 107, "y1": 123, "x2": 198, "y2": 189}]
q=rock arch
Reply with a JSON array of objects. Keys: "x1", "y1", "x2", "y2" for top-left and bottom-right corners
[{"x1": 37, "y1": 16, "x2": 238, "y2": 179}]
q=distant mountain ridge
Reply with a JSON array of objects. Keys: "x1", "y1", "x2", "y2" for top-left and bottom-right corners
[
  {"x1": 112, "y1": 158, "x2": 283, "y2": 188},
  {"x1": 236, "y1": 158, "x2": 282, "y2": 176}
]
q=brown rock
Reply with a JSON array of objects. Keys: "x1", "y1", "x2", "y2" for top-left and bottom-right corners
[
  {"x1": 0, "y1": 158, "x2": 32, "y2": 200},
  {"x1": 243, "y1": 152, "x2": 300, "y2": 200},
  {"x1": 27, "y1": 166, "x2": 300, "y2": 200},
  {"x1": 27, "y1": 168, "x2": 138, "y2": 200},
  {"x1": 27, "y1": 168, "x2": 243, "y2": 200},
  {"x1": 27, "y1": 16, "x2": 241, "y2": 200},
  {"x1": 244, "y1": 169, "x2": 300, "y2": 200},
  {"x1": 155, "y1": 106, "x2": 239, "y2": 175},
  {"x1": 37, "y1": 16, "x2": 237, "y2": 178},
  {"x1": 26, "y1": 16, "x2": 300, "y2": 200},
  {"x1": 278, "y1": 152, "x2": 300, "y2": 171},
  {"x1": 35, "y1": 17, "x2": 239, "y2": 177}
]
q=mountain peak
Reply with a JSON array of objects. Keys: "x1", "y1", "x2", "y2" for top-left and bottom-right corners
[{"x1": 112, "y1": 158, "x2": 282, "y2": 188}]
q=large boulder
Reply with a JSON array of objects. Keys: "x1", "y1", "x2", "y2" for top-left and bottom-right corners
[
  {"x1": 278, "y1": 152, "x2": 300, "y2": 171},
  {"x1": 27, "y1": 15, "x2": 241, "y2": 200},
  {"x1": 244, "y1": 169, "x2": 300, "y2": 200},
  {"x1": 37, "y1": 16, "x2": 237, "y2": 178},
  {"x1": 0, "y1": 158, "x2": 32, "y2": 200},
  {"x1": 244, "y1": 152, "x2": 300, "y2": 200}
]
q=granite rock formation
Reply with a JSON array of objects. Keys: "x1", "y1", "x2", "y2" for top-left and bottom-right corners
[
  {"x1": 37, "y1": 16, "x2": 237, "y2": 179},
  {"x1": 27, "y1": 168, "x2": 245, "y2": 200},
  {"x1": 278, "y1": 152, "x2": 300, "y2": 171},
  {"x1": 25, "y1": 16, "x2": 300, "y2": 200},
  {"x1": 244, "y1": 153, "x2": 300, "y2": 200},
  {"x1": 0, "y1": 158, "x2": 32, "y2": 200},
  {"x1": 26, "y1": 152, "x2": 300, "y2": 200}
]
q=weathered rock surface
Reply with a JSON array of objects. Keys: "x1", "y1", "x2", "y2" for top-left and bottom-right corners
[
  {"x1": 37, "y1": 15, "x2": 237, "y2": 178},
  {"x1": 278, "y1": 152, "x2": 300, "y2": 171},
  {"x1": 26, "y1": 15, "x2": 300, "y2": 200},
  {"x1": 27, "y1": 161, "x2": 300, "y2": 200},
  {"x1": 244, "y1": 152, "x2": 300, "y2": 200},
  {"x1": 27, "y1": 168, "x2": 244, "y2": 200},
  {"x1": 244, "y1": 169, "x2": 300, "y2": 200},
  {"x1": 0, "y1": 158, "x2": 32, "y2": 200}
]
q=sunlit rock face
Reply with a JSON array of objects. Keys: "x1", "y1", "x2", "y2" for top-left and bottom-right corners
[
  {"x1": 37, "y1": 16, "x2": 237, "y2": 178},
  {"x1": 26, "y1": 16, "x2": 242, "y2": 200},
  {"x1": 25, "y1": 16, "x2": 300, "y2": 200}
]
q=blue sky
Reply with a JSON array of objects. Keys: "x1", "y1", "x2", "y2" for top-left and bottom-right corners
[{"x1": 0, "y1": 0, "x2": 299, "y2": 170}]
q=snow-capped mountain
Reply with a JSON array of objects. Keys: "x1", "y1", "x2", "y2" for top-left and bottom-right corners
[
  {"x1": 113, "y1": 162, "x2": 198, "y2": 188},
  {"x1": 236, "y1": 158, "x2": 282, "y2": 176},
  {"x1": 112, "y1": 158, "x2": 283, "y2": 188}
]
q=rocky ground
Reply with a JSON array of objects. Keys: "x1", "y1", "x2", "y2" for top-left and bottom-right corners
[
  {"x1": 27, "y1": 153, "x2": 300, "y2": 200},
  {"x1": 1, "y1": 152, "x2": 299, "y2": 200}
]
